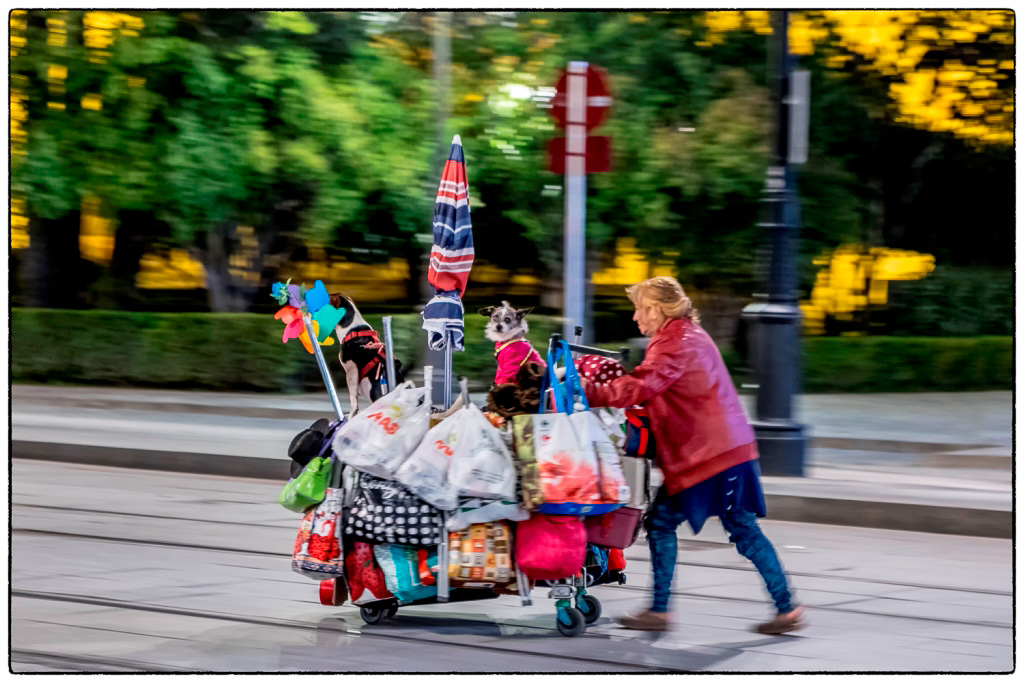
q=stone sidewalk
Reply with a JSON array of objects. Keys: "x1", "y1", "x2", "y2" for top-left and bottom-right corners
[{"x1": 10, "y1": 385, "x2": 1012, "y2": 537}]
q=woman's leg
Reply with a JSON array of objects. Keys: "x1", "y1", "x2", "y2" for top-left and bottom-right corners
[
  {"x1": 720, "y1": 509, "x2": 795, "y2": 614},
  {"x1": 644, "y1": 488, "x2": 688, "y2": 613}
]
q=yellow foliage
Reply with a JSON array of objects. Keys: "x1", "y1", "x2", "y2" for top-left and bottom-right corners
[
  {"x1": 701, "y1": 10, "x2": 1013, "y2": 145},
  {"x1": 802, "y1": 246, "x2": 935, "y2": 334}
]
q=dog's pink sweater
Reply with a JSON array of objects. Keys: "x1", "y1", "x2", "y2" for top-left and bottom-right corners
[{"x1": 494, "y1": 338, "x2": 545, "y2": 385}]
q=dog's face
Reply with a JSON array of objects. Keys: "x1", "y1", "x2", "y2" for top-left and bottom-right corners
[{"x1": 479, "y1": 301, "x2": 532, "y2": 343}]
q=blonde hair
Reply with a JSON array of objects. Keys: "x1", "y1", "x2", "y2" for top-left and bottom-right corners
[{"x1": 626, "y1": 276, "x2": 700, "y2": 324}]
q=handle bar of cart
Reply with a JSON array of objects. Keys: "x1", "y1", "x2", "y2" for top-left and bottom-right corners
[{"x1": 547, "y1": 332, "x2": 630, "y2": 365}]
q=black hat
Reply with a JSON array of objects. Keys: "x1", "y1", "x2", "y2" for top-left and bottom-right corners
[{"x1": 287, "y1": 418, "x2": 334, "y2": 478}]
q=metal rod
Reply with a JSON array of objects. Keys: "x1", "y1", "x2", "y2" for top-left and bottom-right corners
[
  {"x1": 423, "y1": 365, "x2": 433, "y2": 411},
  {"x1": 382, "y1": 315, "x2": 397, "y2": 393},
  {"x1": 437, "y1": 512, "x2": 450, "y2": 602},
  {"x1": 552, "y1": 337, "x2": 627, "y2": 361},
  {"x1": 304, "y1": 316, "x2": 346, "y2": 423},
  {"x1": 515, "y1": 558, "x2": 532, "y2": 606},
  {"x1": 442, "y1": 340, "x2": 454, "y2": 410}
]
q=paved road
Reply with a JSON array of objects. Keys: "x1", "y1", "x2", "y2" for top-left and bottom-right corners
[{"x1": 11, "y1": 461, "x2": 1012, "y2": 672}]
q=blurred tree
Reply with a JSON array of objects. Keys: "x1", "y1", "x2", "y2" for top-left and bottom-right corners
[{"x1": 10, "y1": 9, "x2": 1013, "y2": 317}]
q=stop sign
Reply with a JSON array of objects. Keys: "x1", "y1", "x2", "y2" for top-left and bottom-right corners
[{"x1": 550, "y1": 64, "x2": 612, "y2": 132}]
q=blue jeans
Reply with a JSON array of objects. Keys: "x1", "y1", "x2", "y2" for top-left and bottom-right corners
[{"x1": 645, "y1": 490, "x2": 795, "y2": 614}]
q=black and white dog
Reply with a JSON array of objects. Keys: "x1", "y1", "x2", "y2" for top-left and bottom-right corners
[{"x1": 329, "y1": 293, "x2": 405, "y2": 415}]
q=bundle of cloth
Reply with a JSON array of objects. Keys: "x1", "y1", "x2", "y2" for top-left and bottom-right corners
[{"x1": 486, "y1": 361, "x2": 546, "y2": 417}]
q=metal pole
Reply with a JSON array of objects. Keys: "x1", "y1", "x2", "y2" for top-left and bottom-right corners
[
  {"x1": 426, "y1": 10, "x2": 454, "y2": 413},
  {"x1": 741, "y1": 10, "x2": 806, "y2": 476},
  {"x1": 443, "y1": 339, "x2": 454, "y2": 410},
  {"x1": 563, "y1": 61, "x2": 588, "y2": 341},
  {"x1": 382, "y1": 315, "x2": 397, "y2": 393},
  {"x1": 303, "y1": 316, "x2": 346, "y2": 423}
]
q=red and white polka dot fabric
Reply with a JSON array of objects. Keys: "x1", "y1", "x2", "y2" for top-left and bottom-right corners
[{"x1": 577, "y1": 354, "x2": 626, "y2": 386}]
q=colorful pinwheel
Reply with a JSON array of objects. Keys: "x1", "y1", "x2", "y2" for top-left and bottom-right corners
[{"x1": 271, "y1": 279, "x2": 345, "y2": 354}]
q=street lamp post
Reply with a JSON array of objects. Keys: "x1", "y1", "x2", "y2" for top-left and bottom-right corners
[{"x1": 742, "y1": 10, "x2": 807, "y2": 476}]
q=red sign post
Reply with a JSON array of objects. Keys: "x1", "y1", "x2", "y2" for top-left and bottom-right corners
[{"x1": 548, "y1": 62, "x2": 613, "y2": 342}]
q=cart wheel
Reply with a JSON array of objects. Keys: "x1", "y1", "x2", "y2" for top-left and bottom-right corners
[
  {"x1": 556, "y1": 606, "x2": 586, "y2": 637},
  {"x1": 360, "y1": 605, "x2": 388, "y2": 625},
  {"x1": 319, "y1": 579, "x2": 346, "y2": 606},
  {"x1": 384, "y1": 604, "x2": 399, "y2": 620},
  {"x1": 577, "y1": 594, "x2": 602, "y2": 624}
]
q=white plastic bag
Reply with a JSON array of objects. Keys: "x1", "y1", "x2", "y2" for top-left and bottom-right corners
[
  {"x1": 526, "y1": 410, "x2": 630, "y2": 506},
  {"x1": 392, "y1": 409, "x2": 463, "y2": 511},
  {"x1": 332, "y1": 381, "x2": 430, "y2": 478},
  {"x1": 571, "y1": 410, "x2": 631, "y2": 505},
  {"x1": 446, "y1": 498, "x2": 529, "y2": 532},
  {"x1": 449, "y1": 404, "x2": 516, "y2": 501}
]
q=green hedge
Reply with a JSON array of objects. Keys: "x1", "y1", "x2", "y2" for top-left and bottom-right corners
[
  {"x1": 11, "y1": 309, "x2": 1011, "y2": 393},
  {"x1": 11, "y1": 309, "x2": 557, "y2": 392},
  {"x1": 802, "y1": 336, "x2": 1012, "y2": 392}
]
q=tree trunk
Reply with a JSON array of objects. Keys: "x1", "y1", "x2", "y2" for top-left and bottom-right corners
[
  {"x1": 256, "y1": 199, "x2": 304, "y2": 300},
  {"x1": 23, "y1": 211, "x2": 83, "y2": 309},
  {"x1": 105, "y1": 209, "x2": 167, "y2": 309},
  {"x1": 198, "y1": 222, "x2": 257, "y2": 313}
]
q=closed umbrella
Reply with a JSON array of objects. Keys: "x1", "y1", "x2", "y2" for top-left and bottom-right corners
[{"x1": 422, "y1": 134, "x2": 475, "y2": 408}]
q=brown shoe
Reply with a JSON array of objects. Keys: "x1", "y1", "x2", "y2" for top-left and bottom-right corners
[
  {"x1": 756, "y1": 606, "x2": 806, "y2": 635},
  {"x1": 618, "y1": 610, "x2": 671, "y2": 631}
]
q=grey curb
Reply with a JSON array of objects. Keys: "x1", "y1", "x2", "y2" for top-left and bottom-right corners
[{"x1": 12, "y1": 440, "x2": 1010, "y2": 540}]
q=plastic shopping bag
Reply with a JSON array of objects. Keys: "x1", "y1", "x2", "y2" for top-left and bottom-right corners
[
  {"x1": 446, "y1": 498, "x2": 529, "y2": 532},
  {"x1": 392, "y1": 408, "x2": 464, "y2": 511},
  {"x1": 515, "y1": 340, "x2": 630, "y2": 515},
  {"x1": 449, "y1": 404, "x2": 516, "y2": 501},
  {"x1": 292, "y1": 488, "x2": 346, "y2": 581},
  {"x1": 569, "y1": 409, "x2": 630, "y2": 507},
  {"x1": 332, "y1": 381, "x2": 430, "y2": 478},
  {"x1": 512, "y1": 411, "x2": 628, "y2": 515},
  {"x1": 373, "y1": 545, "x2": 439, "y2": 604}
]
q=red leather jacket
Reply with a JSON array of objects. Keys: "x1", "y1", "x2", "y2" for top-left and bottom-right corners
[{"x1": 585, "y1": 317, "x2": 757, "y2": 494}]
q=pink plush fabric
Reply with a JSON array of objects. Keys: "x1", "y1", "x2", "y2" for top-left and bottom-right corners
[
  {"x1": 494, "y1": 339, "x2": 545, "y2": 385},
  {"x1": 515, "y1": 513, "x2": 586, "y2": 580}
]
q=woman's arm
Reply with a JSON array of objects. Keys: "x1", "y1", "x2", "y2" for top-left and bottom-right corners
[{"x1": 585, "y1": 335, "x2": 691, "y2": 408}]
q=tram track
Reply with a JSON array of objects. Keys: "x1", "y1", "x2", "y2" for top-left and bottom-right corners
[
  {"x1": 10, "y1": 649, "x2": 201, "y2": 673},
  {"x1": 11, "y1": 588, "x2": 686, "y2": 673},
  {"x1": 11, "y1": 526, "x2": 1011, "y2": 631},
  {"x1": 11, "y1": 512, "x2": 1011, "y2": 598}
]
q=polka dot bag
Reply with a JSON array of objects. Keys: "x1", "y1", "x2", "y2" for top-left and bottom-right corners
[
  {"x1": 343, "y1": 473, "x2": 445, "y2": 547},
  {"x1": 577, "y1": 354, "x2": 626, "y2": 386}
]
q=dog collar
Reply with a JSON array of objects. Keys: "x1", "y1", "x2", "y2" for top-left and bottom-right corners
[{"x1": 342, "y1": 325, "x2": 376, "y2": 344}]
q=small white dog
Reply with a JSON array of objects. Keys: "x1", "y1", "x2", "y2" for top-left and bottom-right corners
[{"x1": 478, "y1": 301, "x2": 545, "y2": 385}]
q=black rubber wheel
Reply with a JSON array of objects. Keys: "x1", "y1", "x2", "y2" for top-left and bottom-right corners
[
  {"x1": 384, "y1": 604, "x2": 399, "y2": 620},
  {"x1": 556, "y1": 606, "x2": 586, "y2": 637},
  {"x1": 578, "y1": 594, "x2": 602, "y2": 624},
  {"x1": 360, "y1": 605, "x2": 387, "y2": 625}
]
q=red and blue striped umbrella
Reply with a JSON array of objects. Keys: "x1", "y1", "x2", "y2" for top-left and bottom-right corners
[{"x1": 423, "y1": 135, "x2": 474, "y2": 351}]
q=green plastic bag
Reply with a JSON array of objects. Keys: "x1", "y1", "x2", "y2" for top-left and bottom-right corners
[{"x1": 279, "y1": 456, "x2": 333, "y2": 513}]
